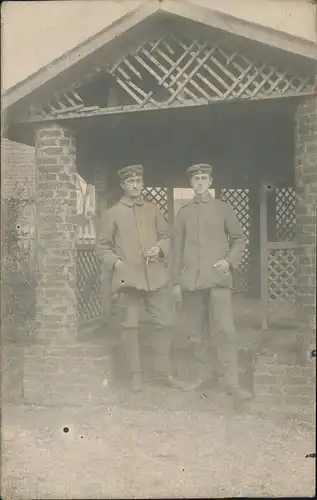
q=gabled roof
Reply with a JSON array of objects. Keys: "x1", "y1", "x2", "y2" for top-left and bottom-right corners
[{"x1": 3, "y1": 0, "x2": 316, "y2": 118}]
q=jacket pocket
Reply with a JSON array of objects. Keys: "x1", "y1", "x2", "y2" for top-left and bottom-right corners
[
  {"x1": 212, "y1": 267, "x2": 232, "y2": 288},
  {"x1": 112, "y1": 262, "x2": 138, "y2": 290}
]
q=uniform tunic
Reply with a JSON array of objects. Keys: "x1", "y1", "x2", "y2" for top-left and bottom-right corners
[
  {"x1": 172, "y1": 193, "x2": 246, "y2": 290},
  {"x1": 99, "y1": 195, "x2": 172, "y2": 376},
  {"x1": 172, "y1": 192, "x2": 246, "y2": 389},
  {"x1": 99, "y1": 196, "x2": 170, "y2": 293}
]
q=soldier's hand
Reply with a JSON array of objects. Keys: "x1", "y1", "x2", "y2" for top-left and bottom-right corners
[
  {"x1": 114, "y1": 258, "x2": 123, "y2": 269},
  {"x1": 213, "y1": 259, "x2": 230, "y2": 275},
  {"x1": 144, "y1": 246, "x2": 162, "y2": 262},
  {"x1": 145, "y1": 245, "x2": 161, "y2": 258},
  {"x1": 172, "y1": 284, "x2": 182, "y2": 306}
]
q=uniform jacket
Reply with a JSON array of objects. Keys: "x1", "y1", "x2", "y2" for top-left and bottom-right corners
[
  {"x1": 99, "y1": 196, "x2": 170, "y2": 293},
  {"x1": 171, "y1": 193, "x2": 246, "y2": 290}
]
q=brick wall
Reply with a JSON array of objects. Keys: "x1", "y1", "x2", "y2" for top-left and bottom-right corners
[
  {"x1": 1, "y1": 138, "x2": 36, "y2": 199},
  {"x1": 252, "y1": 348, "x2": 316, "y2": 425},
  {"x1": 23, "y1": 345, "x2": 113, "y2": 404},
  {"x1": 1, "y1": 138, "x2": 36, "y2": 245},
  {"x1": 295, "y1": 95, "x2": 317, "y2": 330}
]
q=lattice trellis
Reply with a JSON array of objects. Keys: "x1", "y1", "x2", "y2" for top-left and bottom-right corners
[
  {"x1": 110, "y1": 35, "x2": 314, "y2": 106},
  {"x1": 32, "y1": 33, "x2": 316, "y2": 119},
  {"x1": 220, "y1": 189, "x2": 250, "y2": 293},
  {"x1": 276, "y1": 187, "x2": 296, "y2": 241},
  {"x1": 142, "y1": 186, "x2": 168, "y2": 220},
  {"x1": 76, "y1": 246, "x2": 101, "y2": 321},
  {"x1": 268, "y1": 248, "x2": 297, "y2": 312}
]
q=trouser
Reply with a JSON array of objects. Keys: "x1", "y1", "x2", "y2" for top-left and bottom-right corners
[
  {"x1": 181, "y1": 288, "x2": 239, "y2": 389},
  {"x1": 119, "y1": 287, "x2": 173, "y2": 377}
]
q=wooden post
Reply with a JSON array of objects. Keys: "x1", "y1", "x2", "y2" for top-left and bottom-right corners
[
  {"x1": 94, "y1": 169, "x2": 108, "y2": 242},
  {"x1": 167, "y1": 184, "x2": 175, "y2": 233},
  {"x1": 267, "y1": 185, "x2": 277, "y2": 242},
  {"x1": 94, "y1": 169, "x2": 112, "y2": 325},
  {"x1": 247, "y1": 178, "x2": 261, "y2": 298},
  {"x1": 260, "y1": 183, "x2": 269, "y2": 330},
  {"x1": 245, "y1": 124, "x2": 262, "y2": 299},
  {"x1": 214, "y1": 186, "x2": 222, "y2": 200}
]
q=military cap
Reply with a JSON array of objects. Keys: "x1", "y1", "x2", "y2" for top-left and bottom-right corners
[
  {"x1": 117, "y1": 164, "x2": 144, "y2": 181},
  {"x1": 187, "y1": 163, "x2": 213, "y2": 177}
]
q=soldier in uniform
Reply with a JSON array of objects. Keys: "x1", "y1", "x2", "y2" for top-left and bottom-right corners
[
  {"x1": 172, "y1": 163, "x2": 251, "y2": 401},
  {"x1": 99, "y1": 165, "x2": 175, "y2": 392}
]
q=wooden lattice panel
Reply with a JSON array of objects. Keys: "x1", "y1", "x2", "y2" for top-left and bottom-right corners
[
  {"x1": 109, "y1": 36, "x2": 315, "y2": 107},
  {"x1": 32, "y1": 33, "x2": 316, "y2": 120},
  {"x1": 220, "y1": 189, "x2": 250, "y2": 293},
  {"x1": 276, "y1": 187, "x2": 296, "y2": 242},
  {"x1": 76, "y1": 246, "x2": 101, "y2": 321},
  {"x1": 34, "y1": 90, "x2": 85, "y2": 118},
  {"x1": 268, "y1": 248, "x2": 297, "y2": 311},
  {"x1": 142, "y1": 186, "x2": 168, "y2": 220}
]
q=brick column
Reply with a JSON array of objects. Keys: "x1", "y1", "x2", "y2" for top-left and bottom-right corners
[
  {"x1": 23, "y1": 124, "x2": 77, "y2": 403},
  {"x1": 295, "y1": 96, "x2": 317, "y2": 331},
  {"x1": 23, "y1": 124, "x2": 113, "y2": 404},
  {"x1": 34, "y1": 124, "x2": 77, "y2": 342}
]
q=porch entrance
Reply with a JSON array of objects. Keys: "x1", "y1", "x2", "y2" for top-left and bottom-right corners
[
  {"x1": 3, "y1": 3, "x2": 316, "y2": 408},
  {"x1": 76, "y1": 99, "x2": 298, "y2": 332},
  {"x1": 4, "y1": 17, "x2": 312, "y2": 334}
]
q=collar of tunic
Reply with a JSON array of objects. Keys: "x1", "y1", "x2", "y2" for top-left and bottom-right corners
[
  {"x1": 119, "y1": 196, "x2": 145, "y2": 207},
  {"x1": 193, "y1": 193, "x2": 213, "y2": 204}
]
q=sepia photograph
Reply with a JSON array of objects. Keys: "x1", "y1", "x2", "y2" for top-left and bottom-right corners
[{"x1": 1, "y1": 0, "x2": 316, "y2": 497}]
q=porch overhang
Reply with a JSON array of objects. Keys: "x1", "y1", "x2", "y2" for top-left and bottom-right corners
[{"x1": 3, "y1": 0, "x2": 316, "y2": 141}]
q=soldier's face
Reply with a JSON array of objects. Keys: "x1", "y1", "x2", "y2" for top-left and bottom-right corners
[
  {"x1": 190, "y1": 173, "x2": 212, "y2": 195},
  {"x1": 121, "y1": 176, "x2": 144, "y2": 198}
]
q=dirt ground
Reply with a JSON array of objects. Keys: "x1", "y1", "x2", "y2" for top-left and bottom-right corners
[{"x1": 1, "y1": 383, "x2": 316, "y2": 499}]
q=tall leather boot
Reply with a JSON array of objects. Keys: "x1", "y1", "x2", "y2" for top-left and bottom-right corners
[
  {"x1": 182, "y1": 339, "x2": 211, "y2": 392},
  {"x1": 217, "y1": 349, "x2": 252, "y2": 402},
  {"x1": 121, "y1": 327, "x2": 142, "y2": 392},
  {"x1": 152, "y1": 328, "x2": 176, "y2": 387}
]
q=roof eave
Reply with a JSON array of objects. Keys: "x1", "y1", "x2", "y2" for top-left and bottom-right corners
[
  {"x1": 162, "y1": 0, "x2": 317, "y2": 60},
  {"x1": 2, "y1": 1, "x2": 160, "y2": 110}
]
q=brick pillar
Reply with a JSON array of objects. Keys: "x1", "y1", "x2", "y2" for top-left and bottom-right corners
[
  {"x1": 23, "y1": 124, "x2": 77, "y2": 403},
  {"x1": 295, "y1": 96, "x2": 317, "y2": 332},
  {"x1": 34, "y1": 124, "x2": 77, "y2": 342},
  {"x1": 23, "y1": 124, "x2": 113, "y2": 404}
]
